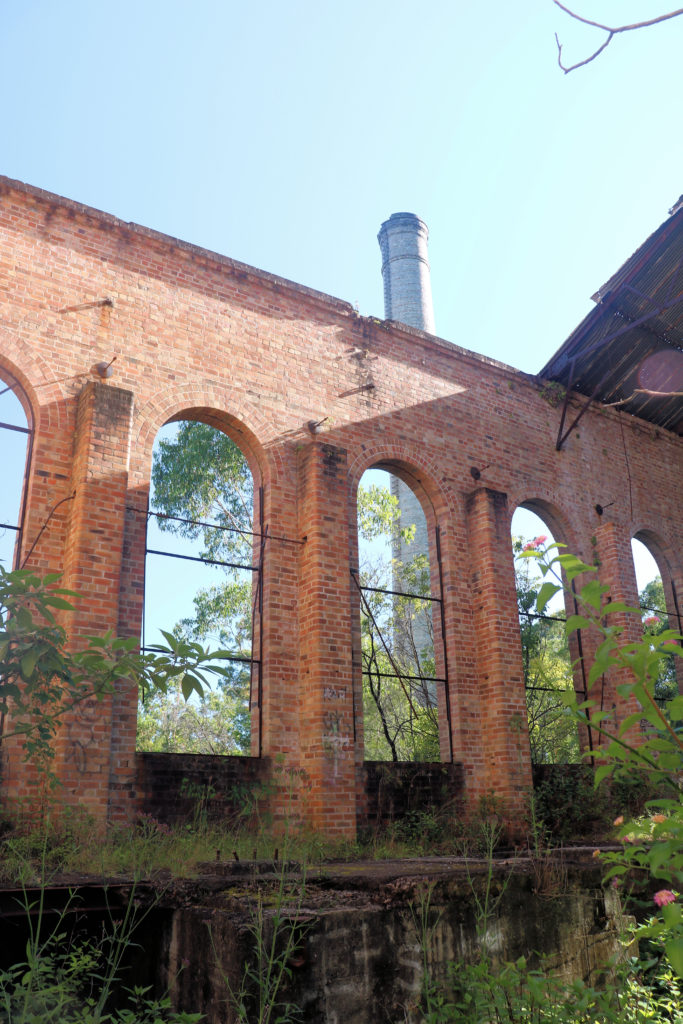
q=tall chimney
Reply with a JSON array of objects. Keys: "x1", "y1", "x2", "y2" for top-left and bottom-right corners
[{"x1": 377, "y1": 212, "x2": 435, "y2": 333}]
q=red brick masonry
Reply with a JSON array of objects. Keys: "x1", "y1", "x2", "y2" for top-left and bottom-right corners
[{"x1": 0, "y1": 178, "x2": 680, "y2": 836}]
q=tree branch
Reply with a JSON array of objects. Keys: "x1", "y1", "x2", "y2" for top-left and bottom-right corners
[
  {"x1": 603, "y1": 387, "x2": 683, "y2": 407},
  {"x1": 554, "y1": 2, "x2": 683, "y2": 73}
]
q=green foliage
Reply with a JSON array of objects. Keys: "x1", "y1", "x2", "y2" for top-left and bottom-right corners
[
  {"x1": 222, "y1": 891, "x2": 306, "y2": 1024},
  {"x1": 144, "y1": 421, "x2": 255, "y2": 753},
  {"x1": 416, "y1": 948, "x2": 683, "y2": 1023},
  {"x1": 513, "y1": 538, "x2": 579, "y2": 765},
  {"x1": 0, "y1": 566, "x2": 228, "y2": 783},
  {"x1": 137, "y1": 661, "x2": 250, "y2": 755},
  {"x1": 151, "y1": 421, "x2": 253, "y2": 563},
  {"x1": 532, "y1": 768, "x2": 652, "y2": 842},
  {"x1": 522, "y1": 542, "x2": 683, "y2": 979},
  {"x1": 0, "y1": 830, "x2": 203, "y2": 1024},
  {"x1": 640, "y1": 575, "x2": 678, "y2": 707},
  {"x1": 359, "y1": 479, "x2": 439, "y2": 762}
]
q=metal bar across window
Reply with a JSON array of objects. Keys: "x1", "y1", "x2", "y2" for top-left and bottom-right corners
[
  {"x1": 350, "y1": 574, "x2": 441, "y2": 603},
  {"x1": 640, "y1": 604, "x2": 670, "y2": 617},
  {"x1": 362, "y1": 670, "x2": 446, "y2": 684},
  {"x1": 519, "y1": 610, "x2": 567, "y2": 624},
  {"x1": 128, "y1": 504, "x2": 304, "y2": 546},
  {"x1": 145, "y1": 548, "x2": 258, "y2": 572},
  {"x1": 0, "y1": 420, "x2": 31, "y2": 436},
  {"x1": 526, "y1": 685, "x2": 575, "y2": 694}
]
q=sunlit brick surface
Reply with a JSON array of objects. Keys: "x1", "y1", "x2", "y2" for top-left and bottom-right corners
[{"x1": 0, "y1": 177, "x2": 680, "y2": 837}]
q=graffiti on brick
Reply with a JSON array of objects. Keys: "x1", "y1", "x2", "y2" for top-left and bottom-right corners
[
  {"x1": 322, "y1": 709, "x2": 351, "y2": 776},
  {"x1": 323, "y1": 685, "x2": 346, "y2": 702},
  {"x1": 65, "y1": 696, "x2": 103, "y2": 775}
]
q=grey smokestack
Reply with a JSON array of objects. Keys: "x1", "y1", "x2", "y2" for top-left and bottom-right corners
[{"x1": 377, "y1": 212, "x2": 435, "y2": 333}]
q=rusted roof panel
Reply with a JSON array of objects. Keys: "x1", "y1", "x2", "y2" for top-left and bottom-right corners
[{"x1": 540, "y1": 206, "x2": 683, "y2": 436}]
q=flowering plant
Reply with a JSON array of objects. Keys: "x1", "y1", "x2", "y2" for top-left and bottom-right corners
[{"x1": 521, "y1": 542, "x2": 683, "y2": 978}]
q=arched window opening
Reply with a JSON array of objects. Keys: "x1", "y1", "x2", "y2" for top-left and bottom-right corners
[
  {"x1": 137, "y1": 420, "x2": 257, "y2": 755},
  {"x1": 355, "y1": 468, "x2": 444, "y2": 762},
  {"x1": 511, "y1": 507, "x2": 580, "y2": 764},
  {"x1": 0, "y1": 371, "x2": 33, "y2": 570},
  {"x1": 631, "y1": 537, "x2": 679, "y2": 706}
]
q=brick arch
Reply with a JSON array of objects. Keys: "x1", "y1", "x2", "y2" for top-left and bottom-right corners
[
  {"x1": 130, "y1": 384, "x2": 282, "y2": 489},
  {"x1": 631, "y1": 526, "x2": 683, "y2": 625},
  {"x1": 509, "y1": 493, "x2": 581, "y2": 553},
  {"x1": 631, "y1": 526, "x2": 681, "y2": 584},
  {"x1": 0, "y1": 331, "x2": 67, "y2": 432},
  {"x1": 347, "y1": 444, "x2": 461, "y2": 526},
  {"x1": 347, "y1": 444, "x2": 464, "y2": 765}
]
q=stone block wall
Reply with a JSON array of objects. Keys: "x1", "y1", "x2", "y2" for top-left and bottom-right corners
[{"x1": 0, "y1": 176, "x2": 680, "y2": 837}]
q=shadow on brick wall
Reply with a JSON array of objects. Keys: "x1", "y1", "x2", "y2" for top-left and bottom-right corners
[
  {"x1": 136, "y1": 754, "x2": 467, "y2": 832},
  {"x1": 360, "y1": 761, "x2": 465, "y2": 831},
  {"x1": 135, "y1": 753, "x2": 268, "y2": 827}
]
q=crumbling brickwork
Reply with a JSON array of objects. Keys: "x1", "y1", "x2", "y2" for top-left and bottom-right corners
[{"x1": 0, "y1": 177, "x2": 680, "y2": 836}]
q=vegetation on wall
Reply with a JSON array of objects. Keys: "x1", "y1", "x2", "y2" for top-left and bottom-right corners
[
  {"x1": 358, "y1": 479, "x2": 439, "y2": 763},
  {"x1": 139, "y1": 421, "x2": 254, "y2": 754},
  {"x1": 513, "y1": 535, "x2": 579, "y2": 765},
  {"x1": 144, "y1": 429, "x2": 441, "y2": 763}
]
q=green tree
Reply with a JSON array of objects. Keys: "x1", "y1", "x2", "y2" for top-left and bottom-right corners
[
  {"x1": 0, "y1": 565, "x2": 228, "y2": 783},
  {"x1": 513, "y1": 537, "x2": 580, "y2": 764},
  {"x1": 523, "y1": 541, "x2": 683, "y2": 979},
  {"x1": 639, "y1": 575, "x2": 679, "y2": 706},
  {"x1": 140, "y1": 421, "x2": 254, "y2": 754},
  {"x1": 151, "y1": 420, "x2": 253, "y2": 563},
  {"x1": 358, "y1": 482, "x2": 439, "y2": 762},
  {"x1": 149, "y1": 436, "x2": 441, "y2": 761}
]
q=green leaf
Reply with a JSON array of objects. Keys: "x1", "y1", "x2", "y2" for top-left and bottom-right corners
[
  {"x1": 665, "y1": 937, "x2": 683, "y2": 978},
  {"x1": 667, "y1": 695, "x2": 683, "y2": 722},
  {"x1": 564, "y1": 614, "x2": 592, "y2": 633},
  {"x1": 43, "y1": 595, "x2": 75, "y2": 610},
  {"x1": 19, "y1": 649, "x2": 40, "y2": 679},
  {"x1": 556, "y1": 553, "x2": 596, "y2": 581},
  {"x1": 580, "y1": 579, "x2": 608, "y2": 611},
  {"x1": 593, "y1": 764, "x2": 615, "y2": 786},
  {"x1": 601, "y1": 601, "x2": 640, "y2": 616},
  {"x1": 536, "y1": 581, "x2": 560, "y2": 613}
]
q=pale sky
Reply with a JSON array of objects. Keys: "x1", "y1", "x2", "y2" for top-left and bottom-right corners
[
  {"x1": 1, "y1": 1, "x2": 675, "y2": 626},
  {"x1": 3, "y1": 1, "x2": 682, "y2": 373}
]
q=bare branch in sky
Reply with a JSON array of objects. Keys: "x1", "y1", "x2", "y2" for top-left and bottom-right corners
[{"x1": 554, "y1": 2, "x2": 683, "y2": 73}]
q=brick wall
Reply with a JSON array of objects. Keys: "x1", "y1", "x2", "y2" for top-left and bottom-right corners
[
  {"x1": 361, "y1": 761, "x2": 465, "y2": 831},
  {"x1": 0, "y1": 177, "x2": 681, "y2": 838},
  {"x1": 135, "y1": 753, "x2": 267, "y2": 827}
]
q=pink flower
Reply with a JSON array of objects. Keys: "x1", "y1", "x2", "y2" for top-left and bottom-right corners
[
  {"x1": 523, "y1": 542, "x2": 536, "y2": 551},
  {"x1": 654, "y1": 890, "x2": 676, "y2": 908},
  {"x1": 533, "y1": 535, "x2": 548, "y2": 546},
  {"x1": 651, "y1": 814, "x2": 667, "y2": 825},
  {"x1": 644, "y1": 615, "x2": 661, "y2": 626}
]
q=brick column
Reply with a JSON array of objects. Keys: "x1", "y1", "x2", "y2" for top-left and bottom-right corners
[
  {"x1": 465, "y1": 487, "x2": 532, "y2": 826},
  {"x1": 591, "y1": 521, "x2": 642, "y2": 735},
  {"x1": 55, "y1": 381, "x2": 134, "y2": 823},
  {"x1": 297, "y1": 442, "x2": 356, "y2": 836}
]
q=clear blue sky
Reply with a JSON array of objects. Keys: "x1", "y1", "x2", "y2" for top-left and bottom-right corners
[
  {"x1": 3, "y1": 1, "x2": 682, "y2": 373},
  {"x1": 1, "y1": 2, "x2": 674, "y2": 631}
]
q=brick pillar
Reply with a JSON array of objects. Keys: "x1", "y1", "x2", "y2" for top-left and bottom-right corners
[
  {"x1": 591, "y1": 521, "x2": 642, "y2": 735},
  {"x1": 55, "y1": 381, "x2": 134, "y2": 823},
  {"x1": 465, "y1": 487, "x2": 532, "y2": 826},
  {"x1": 298, "y1": 442, "x2": 356, "y2": 837}
]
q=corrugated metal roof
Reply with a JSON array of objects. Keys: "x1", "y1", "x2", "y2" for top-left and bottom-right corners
[{"x1": 540, "y1": 206, "x2": 683, "y2": 437}]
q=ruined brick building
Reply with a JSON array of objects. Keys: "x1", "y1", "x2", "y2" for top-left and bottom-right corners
[{"x1": 0, "y1": 177, "x2": 681, "y2": 836}]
